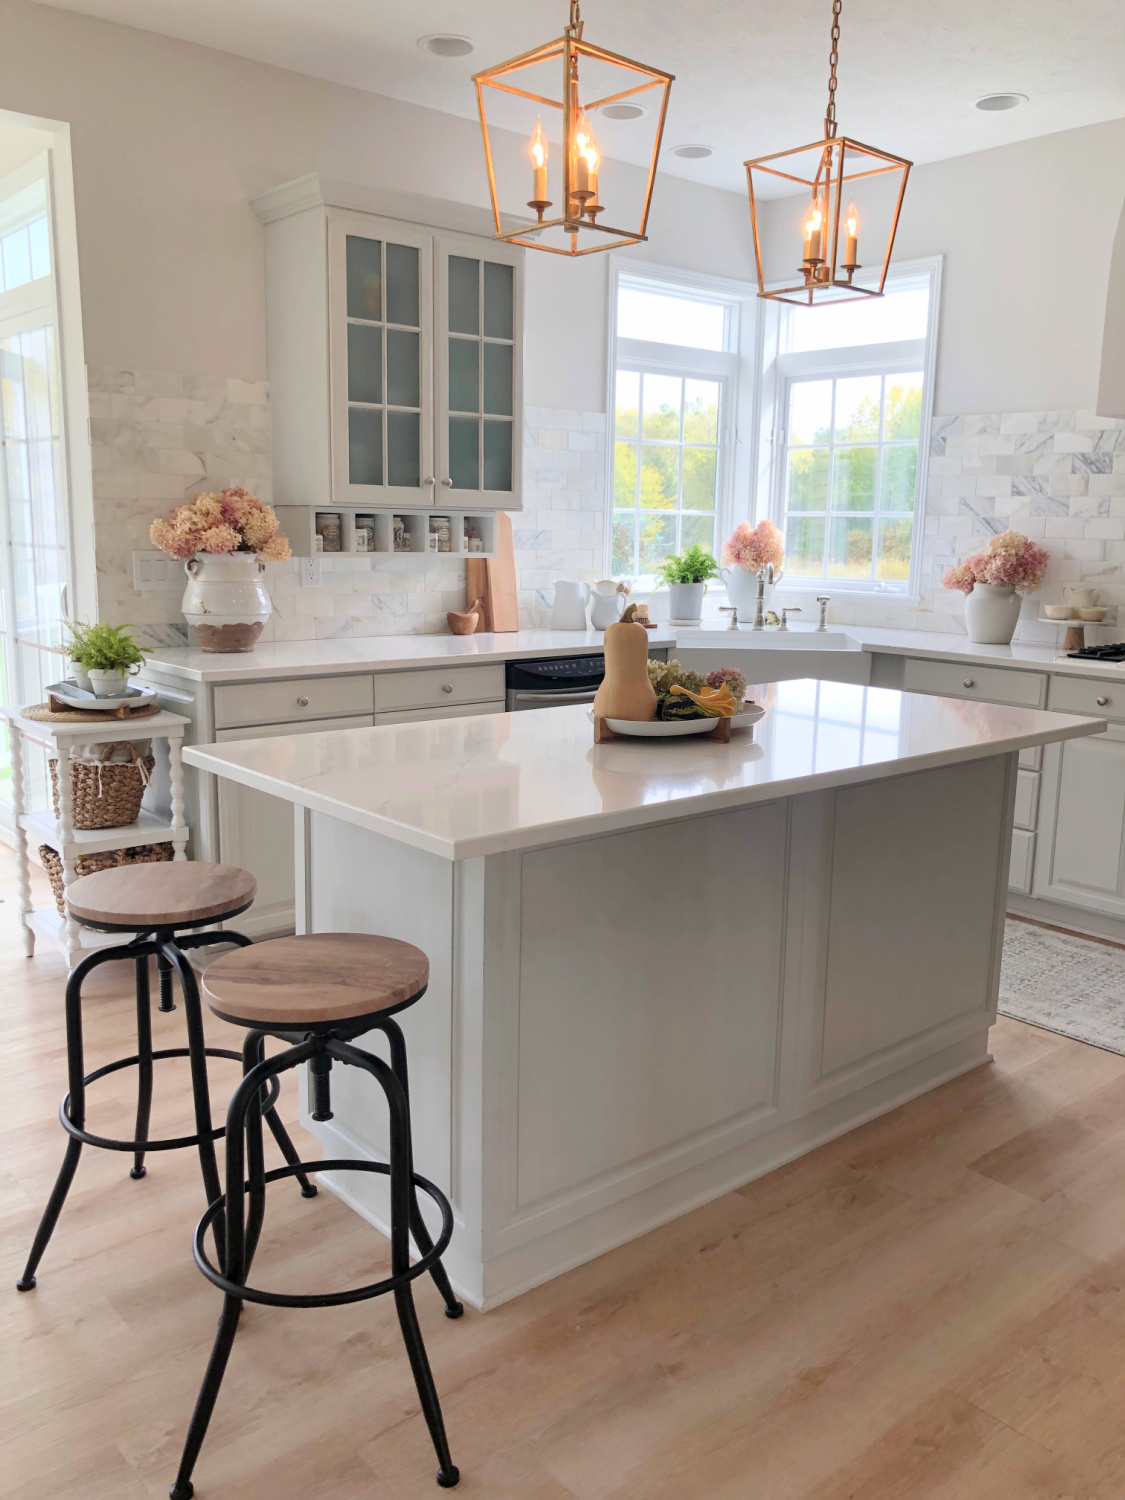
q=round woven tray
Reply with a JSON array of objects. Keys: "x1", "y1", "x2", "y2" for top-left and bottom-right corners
[{"x1": 22, "y1": 701, "x2": 160, "y2": 724}]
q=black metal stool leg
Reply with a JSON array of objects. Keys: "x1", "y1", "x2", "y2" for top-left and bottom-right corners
[
  {"x1": 131, "y1": 954, "x2": 154, "y2": 1179},
  {"x1": 17, "y1": 946, "x2": 122, "y2": 1290},
  {"x1": 170, "y1": 1047, "x2": 286, "y2": 1500},
  {"x1": 242, "y1": 1033, "x2": 268, "y2": 1274},
  {"x1": 378, "y1": 1019, "x2": 463, "y2": 1319},
  {"x1": 161, "y1": 940, "x2": 226, "y2": 1269},
  {"x1": 332, "y1": 1039, "x2": 460, "y2": 1487}
]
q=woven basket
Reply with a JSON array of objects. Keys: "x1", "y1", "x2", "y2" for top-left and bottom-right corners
[
  {"x1": 39, "y1": 842, "x2": 174, "y2": 919},
  {"x1": 49, "y1": 744, "x2": 154, "y2": 830}
]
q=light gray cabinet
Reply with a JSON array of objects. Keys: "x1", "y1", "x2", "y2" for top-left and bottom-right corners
[
  {"x1": 1033, "y1": 724, "x2": 1125, "y2": 920},
  {"x1": 257, "y1": 184, "x2": 523, "y2": 514}
]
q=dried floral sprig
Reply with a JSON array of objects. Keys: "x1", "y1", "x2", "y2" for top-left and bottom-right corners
[
  {"x1": 942, "y1": 530, "x2": 1049, "y2": 595},
  {"x1": 705, "y1": 667, "x2": 747, "y2": 705},
  {"x1": 647, "y1": 658, "x2": 706, "y2": 699},
  {"x1": 149, "y1": 487, "x2": 292, "y2": 562},
  {"x1": 722, "y1": 519, "x2": 785, "y2": 575}
]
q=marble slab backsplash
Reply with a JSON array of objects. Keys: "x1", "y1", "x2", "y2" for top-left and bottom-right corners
[
  {"x1": 818, "y1": 407, "x2": 1125, "y2": 642},
  {"x1": 88, "y1": 366, "x2": 607, "y2": 647}
]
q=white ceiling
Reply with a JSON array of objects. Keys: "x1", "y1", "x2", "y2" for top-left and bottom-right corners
[{"x1": 30, "y1": 0, "x2": 1125, "y2": 191}]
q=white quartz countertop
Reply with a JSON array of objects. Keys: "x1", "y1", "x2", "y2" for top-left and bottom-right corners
[
  {"x1": 142, "y1": 623, "x2": 1123, "y2": 686},
  {"x1": 182, "y1": 680, "x2": 1104, "y2": 861},
  {"x1": 143, "y1": 628, "x2": 675, "y2": 682}
]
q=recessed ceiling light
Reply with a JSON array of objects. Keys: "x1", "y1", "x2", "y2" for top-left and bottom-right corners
[
  {"x1": 600, "y1": 102, "x2": 647, "y2": 121},
  {"x1": 975, "y1": 92, "x2": 1028, "y2": 111},
  {"x1": 670, "y1": 144, "x2": 713, "y2": 159},
  {"x1": 418, "y1": 34, "x2": 474, "y2": 58}
]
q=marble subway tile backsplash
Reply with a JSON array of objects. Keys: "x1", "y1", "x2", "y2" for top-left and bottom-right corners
[
  {"x1": 88, "y1": 366, "x2": 608, "y2": 647},
  {"x1": 825, "y1": 407, "x2": 1125, "y2": 641}
]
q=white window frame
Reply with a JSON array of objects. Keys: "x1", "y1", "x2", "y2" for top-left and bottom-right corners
[
  {"x1": 757, "y1": 255, "x2": 942, "y2": 601},
  {"x1": 604, "y1": 257, "x2": 759, "y2": 582}
]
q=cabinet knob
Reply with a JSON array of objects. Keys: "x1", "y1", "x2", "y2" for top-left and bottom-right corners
[
  {"x1": 442, "y1": 682, "x2": 454, "y2": 694},
  {"x1": 962, "y1": 678, "x2": 975, "y2": 689},
  {"x1": 1097, "y1": 696, "x2": 1109, "y2": 707},
  {"x1": 296, "y1": 695, "x2": 310, "y2": 708},
  {"x1": 424, "y1": 476, "x2": 436, "y2": 487},
  {"x1": 441, "y1": 477, "x2": 454, "y2": 487}
]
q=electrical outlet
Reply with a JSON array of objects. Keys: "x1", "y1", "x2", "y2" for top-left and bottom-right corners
[{"x1": 300, "y1": 556, "x2": 321, "y2": 588}]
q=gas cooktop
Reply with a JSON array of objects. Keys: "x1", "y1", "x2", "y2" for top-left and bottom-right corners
[{"x1": 1064, "y1": 643, "x2": 1125, "y2": 662}]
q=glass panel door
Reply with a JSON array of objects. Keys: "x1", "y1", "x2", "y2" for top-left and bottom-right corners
[
  {"x1": 330, "y1": 214, "x2": 433, "y2": 505},
  {"x1": 436, "y1": 237, "x2": 521, "y2": 507}
]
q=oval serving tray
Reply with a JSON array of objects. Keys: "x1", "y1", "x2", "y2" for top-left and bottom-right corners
[{"x1": 46, "y1": 681, "x2": 157, "y2": 713}]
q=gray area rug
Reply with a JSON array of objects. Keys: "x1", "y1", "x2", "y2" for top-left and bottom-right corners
[{"x1": 999, "y1": 919, "x2": 1125, "y2": 1055}]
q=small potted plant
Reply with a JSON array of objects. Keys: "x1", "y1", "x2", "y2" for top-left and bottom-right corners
[
  {"x1": 64, "y1": 621, "x2": 92, "y2": 691},
  {"x1": 721, "y1": 519, "x2": 785, "y2": 618},
  {"x1": 655, "y1": 544, "x2": 722, "y2": 625},
  {"x1": 75, "y1": 623, "x2": 150, "y2": 698},
  {"x1": 942, "y1": 530, "x2": 1050, "y2": 644},
  {"x1": 149, "y1": 487, "x2": 292, "y2": 652}
]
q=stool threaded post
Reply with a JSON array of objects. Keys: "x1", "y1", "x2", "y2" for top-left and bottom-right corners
[{"x1": 310, "y1": 1053, "x2": 333, "y2": 1121}]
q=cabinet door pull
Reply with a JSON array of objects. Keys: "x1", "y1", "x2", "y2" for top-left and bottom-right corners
[
  {"x1": 424, "y1": 476, "x2": 436, "y2": 487},
  {"x1": 297, "y1": 695, "x2": 310, "y2": 708},
  {"x1": 442, "y1": 682, "x2": 454, "y2": 694},
  {"x1": 441, "y1": 477, "x2": 454, "y2": 487},
  {"x1": 1097, "y1": 696, "x2": 1109, "y2": 707},
  {"x1": 962, "y1": 678, "x2": 975, "y2": 689}
]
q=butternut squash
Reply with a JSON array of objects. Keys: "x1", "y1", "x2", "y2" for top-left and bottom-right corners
[{"x1": 593, "y1": 605, "x2": 657, "y2": 721}]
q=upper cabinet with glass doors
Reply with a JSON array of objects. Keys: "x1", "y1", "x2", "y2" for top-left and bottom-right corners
[{"x1": 256, "y1": 187, "x2": 523, "y2": 513}]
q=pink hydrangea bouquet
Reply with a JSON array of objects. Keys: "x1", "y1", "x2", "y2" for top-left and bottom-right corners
[
  {"x1": 722, "y1": 518, "x2": 785, "y2": 576},
  {"x1": 149, "y1": 487, "x2": 292, "y2": 564},
  {"x1": 942, "y1": 530, "x2": 1049, "y2": 595}
]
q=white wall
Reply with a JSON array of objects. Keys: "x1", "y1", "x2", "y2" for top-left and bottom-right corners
[
  {"x1": 757, "y1": 118, "x2": 1125, "y2": 416},
  {"x1": 0, "y1": 0, "x2": 754, "y2": 414}
]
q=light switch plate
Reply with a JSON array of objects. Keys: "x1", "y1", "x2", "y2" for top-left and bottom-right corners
[{"x1": 132, "y1": 550, "x2": 182, "y2": 592}]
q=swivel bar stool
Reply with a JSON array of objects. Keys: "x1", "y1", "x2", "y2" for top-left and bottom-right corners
[
  {"x1": 17, "y1": 862, "x2": 314, "y2": 1293},
  {"x1": 169, "y1": 931, "x2": 462, "y2": 1499}
]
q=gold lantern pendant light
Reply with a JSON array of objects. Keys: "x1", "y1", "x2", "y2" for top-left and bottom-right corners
[
  {"x1": 473, "y1": 1, "x2": 674, "y2": 257},
  {"x1": 745, "y1": 0, "x2": 912, "y2": 305}
]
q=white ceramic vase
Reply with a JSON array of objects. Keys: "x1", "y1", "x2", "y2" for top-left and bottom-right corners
[
  {"x1": 964, "y1": 582, "x2": 1021, "y2": 645},
  {"x1": 667, "y1": 581, "x2": 707, "y2": 624},
  {"x1": 182, "y1": 552, "x2": 272, "y2": 653},
  {"x1": 722, "y1": 566, "x2": 773, "y2": 620}
]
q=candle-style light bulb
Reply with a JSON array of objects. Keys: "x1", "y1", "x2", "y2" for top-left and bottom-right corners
[
  {"x1": 803, "y1": 195, "x2": 824, "y2": 263},
  {"x1": 844, "y1": 199, "x2": 859, "y2": 269},
  {"x1": 573, "y1": 110, "x2": 600, "y2": 200},
  {"x1": 530, "y1": 116, "x2": 549, "y2": 206}
]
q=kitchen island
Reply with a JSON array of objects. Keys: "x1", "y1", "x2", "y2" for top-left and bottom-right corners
[{"x1": 184, "y1": 681, "x2": 1104, "y2": 1310}]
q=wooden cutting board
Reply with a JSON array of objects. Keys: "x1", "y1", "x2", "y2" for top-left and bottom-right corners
[
  {"x1": 487, "y1": 511, "x2": 519, "y2": 633},
  {"x1": 465, "y1": 557, "x2": 491, "y2": 632}
]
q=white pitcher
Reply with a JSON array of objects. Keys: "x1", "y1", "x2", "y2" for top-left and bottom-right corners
[
  {"x1": 590, "y1": 590, "x2": 626, "y2": 629},
  {"x1": 550, "y1": 580, "x2": 591, "y2": 630}
]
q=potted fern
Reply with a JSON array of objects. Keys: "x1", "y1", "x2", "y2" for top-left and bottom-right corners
[
  {"x1": 655, "y1": 544, "x2": 722, "y2": 625},
  {"x1": 73, "y1": 623, "x2": 149, "y2": 698}
]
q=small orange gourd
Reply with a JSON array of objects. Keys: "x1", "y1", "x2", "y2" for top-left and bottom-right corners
[{"x1": 593, "y1": 604, "x2": 657, "y2": 721}]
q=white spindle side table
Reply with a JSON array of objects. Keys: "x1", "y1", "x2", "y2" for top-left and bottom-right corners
[{"x1": 1, "y1": 706, "x2": 190, "y2": 968}]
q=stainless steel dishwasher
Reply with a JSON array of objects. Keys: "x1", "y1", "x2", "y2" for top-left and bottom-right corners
[{"x1": 505, "y1": 655, "x2": 605, "y2": 710}]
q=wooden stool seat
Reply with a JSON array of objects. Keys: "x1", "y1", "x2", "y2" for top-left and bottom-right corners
[
  {"x1": 203, "y1": 933, "x2": 430, "y2": 1029},
  {"x1": 66, "y1": 861, "x2": 256, "y2": 930}
]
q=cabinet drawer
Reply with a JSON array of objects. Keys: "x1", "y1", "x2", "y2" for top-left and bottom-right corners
[
  {"x1": 214, "y1": 714, "x2": 374, "y2": 744},
  {"x1": 1013, "y1": 768, "x2": 1040, "y2": 831},
  {"x1": 372, "y1": 700, "x2": 504, "y2": 726},
  {"x1": 1009, "y1": 829, "x2": 1035, "y2": 894},
  {"x1": 1046, "y1": 674, "x2": 1125, "y2": 722},
  {"x1": 214, "y1": 674, "x2": 374, "y2": 730},
  {"x1": 372, "y1": 664, "x2": 506, "y2": 713},
  {"x1": 902, "y1": 657, "x2": 1046, "y2": 708}
]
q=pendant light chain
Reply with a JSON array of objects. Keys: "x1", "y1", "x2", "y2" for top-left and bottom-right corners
[
  {"x1": 824, "y1": 0, "x2": 842, "y2": 139},
  {"x1": 566, "y1": 0, "x2": 584, "y2": 40}
]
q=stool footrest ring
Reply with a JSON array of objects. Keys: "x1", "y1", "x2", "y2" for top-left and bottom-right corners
[
  {"x1": 60, "y1": 1048, "x2": 281, "y2": 1154},
  {"x1": 193, "y1": 1159, "x2": 455, "y2": 1308}
]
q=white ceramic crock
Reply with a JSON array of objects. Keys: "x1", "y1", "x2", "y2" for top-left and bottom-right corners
[
  {"x1": 722, "y1": 565, "x2": 773, "y2": 619},
  {"x1": 182, "y1": 552, "x2": 272, "y2": 653},
  {"x1": 963, "y1": 581, "x2": 1022, "y2": 645}
]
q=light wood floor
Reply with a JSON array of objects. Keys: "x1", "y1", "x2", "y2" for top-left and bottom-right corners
[{"x1": 5, "y1": 847, "x2": 1125, "y2": 1499}]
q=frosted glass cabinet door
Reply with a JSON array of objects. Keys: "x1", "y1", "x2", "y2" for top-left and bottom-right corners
[
  {"x1": 435, "y1": 233, "x2": 522, "y2": 509},
  {"x1": 329, "y1": 210, "x2": 434, "y2": 505}
]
